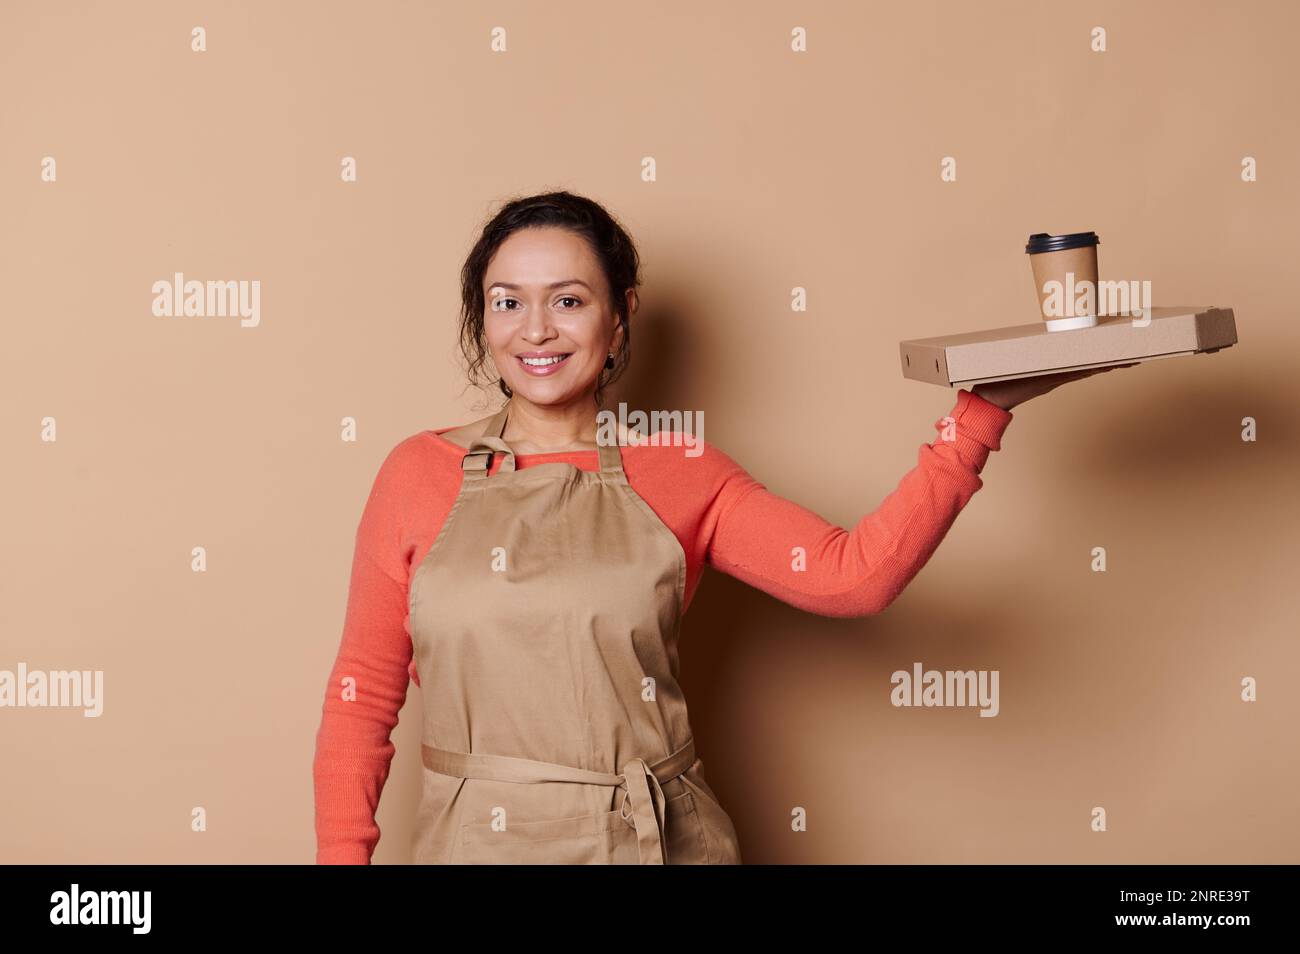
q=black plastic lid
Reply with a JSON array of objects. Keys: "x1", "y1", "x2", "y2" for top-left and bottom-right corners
[{"x1": 1025, "y1": 231, "x2": 1100, "y2": 254}]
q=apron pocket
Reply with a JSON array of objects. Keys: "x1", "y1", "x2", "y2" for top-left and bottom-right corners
[
  {"x1": 456, "y1": 790, "x2": 705, "y2": 864},
  {"x1": 661, "y1": 791, "x2": 711, "y2": 864}
]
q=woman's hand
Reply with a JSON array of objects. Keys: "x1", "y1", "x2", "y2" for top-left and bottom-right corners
[{"x1": 972, "y1": 363, "x2": 1140, "y2": 411}]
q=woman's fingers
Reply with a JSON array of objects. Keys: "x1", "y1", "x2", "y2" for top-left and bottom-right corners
[{"x1": 1087, "y1": 362, "x2": 1139, "y2": 375}]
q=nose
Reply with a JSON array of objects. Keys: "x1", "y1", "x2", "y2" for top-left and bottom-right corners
[{"x1": 519, "y1": 306, "x2": 557, "y2": 343}]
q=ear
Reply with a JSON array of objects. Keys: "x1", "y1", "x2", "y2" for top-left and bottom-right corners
[{"x1": 612, "y1": 290, "x2": 635, "y2": 352}]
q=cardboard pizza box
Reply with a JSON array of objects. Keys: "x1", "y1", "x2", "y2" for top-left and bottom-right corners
[{"x1": 898, "y1": 306, "x2": 1237, "y2": 388}]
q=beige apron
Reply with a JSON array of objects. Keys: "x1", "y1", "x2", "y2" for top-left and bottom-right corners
[{"x1": 408, "y1": 400, "x2": 743, "y2": 864}]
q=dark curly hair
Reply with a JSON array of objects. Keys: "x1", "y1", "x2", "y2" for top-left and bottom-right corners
[{"x1": 458, "y1": 190, "x2": 641, "y2": 406}]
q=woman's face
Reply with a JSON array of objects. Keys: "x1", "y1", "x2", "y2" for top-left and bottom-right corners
[{"x1": 483, "y1": 226, "x2": 627, "y2": 407}]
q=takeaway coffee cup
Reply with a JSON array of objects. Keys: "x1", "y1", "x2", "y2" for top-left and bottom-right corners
[{"x1": 1026, "y1": 231, "x2": 1101, "y2": 331}]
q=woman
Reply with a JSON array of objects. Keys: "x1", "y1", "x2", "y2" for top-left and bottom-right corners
[{"x1": 312, "y1": 190, "x2": 1126, "y2": 864}]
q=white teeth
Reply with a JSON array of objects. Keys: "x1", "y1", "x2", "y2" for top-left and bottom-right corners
[{"x1": 520, "y1": 355, "x2": 568, "y2": 366}]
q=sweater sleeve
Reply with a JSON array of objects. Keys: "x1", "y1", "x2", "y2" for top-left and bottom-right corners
[
  {"x1": 312, "y1": 443, "x2": 415, "y2": 864},
  {"x1": 705, "y1": 388, "x2": 1014, "y2": 618}
]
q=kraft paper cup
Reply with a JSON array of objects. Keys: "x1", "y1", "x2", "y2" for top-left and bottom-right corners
[{"x1": 1026, "y1": 231, "x2": 1101, "y2": 331}]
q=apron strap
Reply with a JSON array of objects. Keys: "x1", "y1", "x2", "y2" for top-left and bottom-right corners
[
  {"x1": 461, "y1": 400, "x2": 627, "y2": 478},
  {"x1": 461, "y1": 404, "x2": 515, "y2": 479},
  {"x1": 595, "y1": 435, "x2": 623, "y2": 476}
]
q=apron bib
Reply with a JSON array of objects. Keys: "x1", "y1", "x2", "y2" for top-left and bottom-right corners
[{"x1": 408, "y1": 400, "x2": 743, "y2": 864}]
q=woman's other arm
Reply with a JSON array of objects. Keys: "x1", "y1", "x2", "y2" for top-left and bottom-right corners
[
  {"x1": 705, "y1": 389, "x2": 1014, "y2": 618},
  {"x1": 312, "y1": 443, "x2": 416, "y2": 864}
]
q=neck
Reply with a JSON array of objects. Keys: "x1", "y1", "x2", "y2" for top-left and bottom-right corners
[{"x1": 501, "y1": 395, "x2": 601, "y2": 450}]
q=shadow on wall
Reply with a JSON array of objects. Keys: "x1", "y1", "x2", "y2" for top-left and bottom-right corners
[
  {"x1": 1060, "y1": 357, "x2": 1298, "y2": 477},
  {"x1": 672, "y1": 349, "x2": 1300, "y2": 862}
]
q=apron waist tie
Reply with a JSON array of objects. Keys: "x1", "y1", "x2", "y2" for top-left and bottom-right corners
[{"x1": 421, "y1": 737, "x2": 697, "y2": 865}]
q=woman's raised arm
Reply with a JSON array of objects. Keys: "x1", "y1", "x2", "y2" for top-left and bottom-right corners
[{"x1": 705, "y1": 389, "x2": 1014, "y2": 618}]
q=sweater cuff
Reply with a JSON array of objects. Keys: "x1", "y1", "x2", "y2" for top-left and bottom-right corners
[
  {"x1": 951, "y1": 388, "x2": 1014, "y2": 451},
  {"x1": 317, "y1": 844, "x2": 373, "y2": 865}
]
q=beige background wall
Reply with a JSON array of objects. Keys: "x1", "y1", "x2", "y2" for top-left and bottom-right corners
[{"x1": 2, "y1": 0, "x2": 1296, "y2": 863}]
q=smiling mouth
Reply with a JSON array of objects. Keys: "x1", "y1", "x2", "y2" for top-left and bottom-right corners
[{"x1": 516, "y1": 353, "x2": 573, "y2": 374}]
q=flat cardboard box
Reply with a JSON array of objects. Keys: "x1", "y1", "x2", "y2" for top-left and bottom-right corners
[{"x1": 898, "y1": 306, "x2": 1237, "y2": 388}]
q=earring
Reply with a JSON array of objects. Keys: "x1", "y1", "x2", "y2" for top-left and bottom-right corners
[{"x1": 604, "y1": 352, "x2": 615, "y2": 369}]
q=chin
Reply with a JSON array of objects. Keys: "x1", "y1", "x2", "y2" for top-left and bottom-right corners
[{"x1": 507, "y1": 379, "x2": 593, "y2": 405}]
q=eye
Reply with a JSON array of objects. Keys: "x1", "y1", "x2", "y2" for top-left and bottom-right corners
[
  {"x1": 490, "y1": 297, "x2": 518, "y2": 311},
  {"x1": 557, "y1": 296, "x2": 581, "y2": 308}
]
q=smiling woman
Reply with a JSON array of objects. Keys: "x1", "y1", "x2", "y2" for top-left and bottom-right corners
[
  {"x1": 486, "y1": 275, "x2": 602, "y2": 380},
  {"x1": 460, "y1": 196, "x2": 637, "y2": 407},
  {"x1": 311, "y1": 190, "x2": 1034, "y2": 865}
]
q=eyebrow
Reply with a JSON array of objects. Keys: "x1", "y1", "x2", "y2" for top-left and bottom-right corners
[{"x1": 487, "y1": 280, "x2": 593, "y2": 291}]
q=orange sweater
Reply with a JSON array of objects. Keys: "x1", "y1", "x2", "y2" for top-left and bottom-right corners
[{"x1": 313, "y1": 388, "x2": 1014, "y2": 863}]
